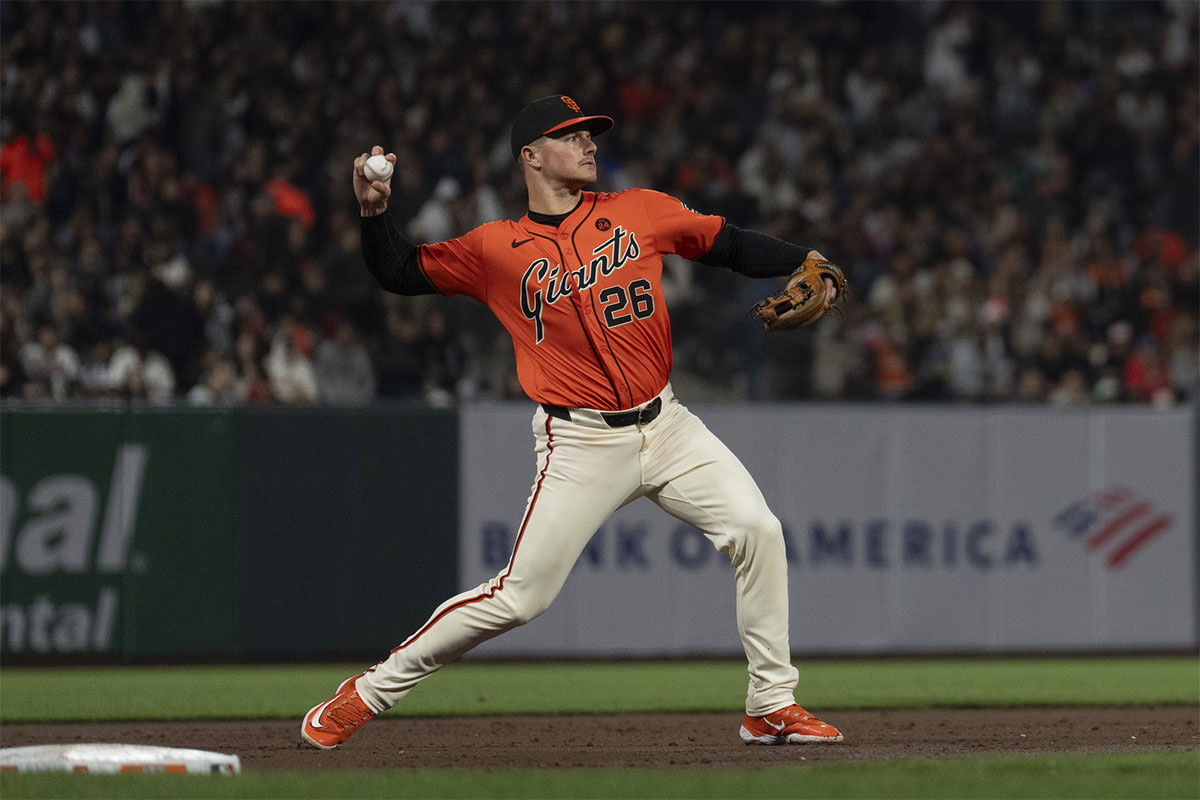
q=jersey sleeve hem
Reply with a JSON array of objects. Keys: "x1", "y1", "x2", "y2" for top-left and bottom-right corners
[
  {"x1": 415, "y1": 245, "x2": 452, "y2": 296},
  {"x1": 692, "y1": 216, "x2": 728, "y2": 262}
]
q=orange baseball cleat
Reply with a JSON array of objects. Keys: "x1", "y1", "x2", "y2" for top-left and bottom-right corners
[
  {"x1": 739, "y1": 704, "x2": 844, "y2": 745},
  {"x1": 301, "y1": 676, "x2": 376, "y2": 750}
]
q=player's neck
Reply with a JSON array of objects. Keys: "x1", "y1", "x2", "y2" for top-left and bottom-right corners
[{"x1": 526, "y1": 176, "x2": 587, "y2": 216}]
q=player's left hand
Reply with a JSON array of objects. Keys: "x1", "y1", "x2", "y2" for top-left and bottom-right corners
[
  {"x1": 823, "y1": 278, "x2": 838, "y2": 309},
  {"x1": 805, "y1": 250, "x2": 839, "y2": 310},
  {"x1": 750, "y1": 254, "x2": 848, "y2": 331}
]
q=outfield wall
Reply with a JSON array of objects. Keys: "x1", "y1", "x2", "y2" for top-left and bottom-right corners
[
  {"x1": 1, "y1": 404, "x2": 1195, "y2": 660},
  {"x1": 461, "y1": 404, "x2": 1198, "y2": 656},
  {"x1": 0, "y1": 408, "x2": 458, "y2": 660}
]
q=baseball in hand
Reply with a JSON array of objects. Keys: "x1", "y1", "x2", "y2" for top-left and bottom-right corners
[{"x1": 364, "y1": 154, "x2": 393, "y2": 183}]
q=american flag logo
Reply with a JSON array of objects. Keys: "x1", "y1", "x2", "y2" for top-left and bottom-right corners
[{"x1": 1052, "y1": 486, "x2": 1174, "y2": 568}]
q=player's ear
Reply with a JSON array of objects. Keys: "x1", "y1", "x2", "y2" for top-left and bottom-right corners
[
  {"x1": 521, "y1": 137, "x2": 550, "y2": 170},
  {"x1": 520, "y1": 143, "x2": 540, "y2": 170}
]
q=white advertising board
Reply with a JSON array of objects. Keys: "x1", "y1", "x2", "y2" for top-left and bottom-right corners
[{"x1": 459, "y1": 404, "x2": 1197, "y2": 656}]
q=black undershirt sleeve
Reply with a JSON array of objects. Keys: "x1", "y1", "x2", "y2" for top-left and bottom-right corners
[
  {"x1": 695, "y1": 223, "x2": 814, "y2": 279},
  {"x1": 360, "y1": 211, "x2": 438, "y2": 295}
]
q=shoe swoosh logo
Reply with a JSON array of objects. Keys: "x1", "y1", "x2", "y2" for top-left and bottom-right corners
[
  {"x1": 511, "y1": 238, "x2": 534, "y2": 248},
  {"x1": 307, "y1": 698, "x2": 336, "y2": 729},
  {"x1": 765, "y1": 719, "x2": 785, "y2": 731}
]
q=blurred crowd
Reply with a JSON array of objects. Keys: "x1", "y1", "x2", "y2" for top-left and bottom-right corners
[{"x1": 1, "y1": 0, "x2": 1197, "y2": 408}]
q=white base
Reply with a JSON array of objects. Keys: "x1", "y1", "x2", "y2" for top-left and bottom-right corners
[{"x1": 0, "y1": 744, "x2": 240, "y2": 775}]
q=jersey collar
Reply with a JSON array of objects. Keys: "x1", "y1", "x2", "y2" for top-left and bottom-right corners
[{"x1": 523, "y1": 192, "x2": 588, "y2": 229}]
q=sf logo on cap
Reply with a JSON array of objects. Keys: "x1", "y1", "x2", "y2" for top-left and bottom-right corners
[{"x1": 561, "y1": 96, "x2": 581, "y2": 113}]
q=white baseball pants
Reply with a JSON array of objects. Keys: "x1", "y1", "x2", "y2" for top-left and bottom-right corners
[{"x1": 357, "y1": 383, "x2": 799, "y2": 717}]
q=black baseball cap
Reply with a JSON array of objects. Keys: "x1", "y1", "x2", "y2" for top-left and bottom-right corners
[{"x1": 510, "y1": 95, "x2": 614, "y2": 161}]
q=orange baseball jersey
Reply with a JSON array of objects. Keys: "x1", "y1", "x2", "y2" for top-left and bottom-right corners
[{"x1": 416, "y1": 189, "x2": 724, "y2": 410}]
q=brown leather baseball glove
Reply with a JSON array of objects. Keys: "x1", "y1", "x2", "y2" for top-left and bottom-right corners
[{"x1": 751, "y1": 256, "x2": 847, "y2": 330}]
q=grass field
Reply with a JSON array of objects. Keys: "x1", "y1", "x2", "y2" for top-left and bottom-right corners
[
  {"x1": 2, "y1": 753, "x2": 1197, "y2": 799},
  {"x1": 3, "y1": 657, "x2": 1197, "y2": 721},
  {"x1": 2, "y1": 657, "x2": 1198, "y2": 799}
]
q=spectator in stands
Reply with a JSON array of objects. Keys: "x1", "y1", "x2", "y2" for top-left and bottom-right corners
[
  {"x1": 0, "y1": 115, "x2": 55, "y2": 205},
  {"x1": 314, "y1": 317, "x2": 376, "y2": 406},
  {"x1": 77, "y1": 337, "x2": 117, "y2": 399},
  {"x1": 1123, "y1": 339, "x2": 1173, "y2": 405},
  {"x1": 374, "y1": 307, "x2": 426, "y2": 401},
  {"x1": 187, "y1": 349, "x2": 240, "y2": 406},
  {"x1": 18, "y1": 320, "x2": 79, "y2": 401},
  {"x1": 265, "y1": 315, "x2": 318, "y2": 404},
  {"x1": 418, "y1": 308, "x2": 465, "y2": 407},
  {"x1": 232, "y1": 331, "x2": 274, "y2": 405},
  {"x1": 108, "y1": 331, "x2": 175, "y2": 404}
]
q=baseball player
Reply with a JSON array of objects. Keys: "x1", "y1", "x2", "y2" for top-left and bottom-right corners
[{"x1": 302, "y1": 95, "x2": 843, "y2": 749}]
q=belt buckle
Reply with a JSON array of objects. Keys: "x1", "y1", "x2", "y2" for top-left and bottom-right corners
[{"x1": 636, "y1": 397, "x2": 661, "y2": 427}]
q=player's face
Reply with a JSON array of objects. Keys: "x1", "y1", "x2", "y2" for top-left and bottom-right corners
[{"x1": 536, "y1": 128, "x2": 597, "y2": 186}]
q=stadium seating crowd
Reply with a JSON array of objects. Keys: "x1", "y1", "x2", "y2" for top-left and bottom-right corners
[{"x1": 1, "y1": 1, "x2": 1196, "y2": 406}]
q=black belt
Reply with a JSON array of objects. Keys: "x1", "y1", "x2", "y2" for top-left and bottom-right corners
[{"x1": 542, "y1": 396, "x2": 663, "y2": 428}]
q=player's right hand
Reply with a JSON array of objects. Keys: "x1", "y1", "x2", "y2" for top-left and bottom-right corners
[{"x1": 354, "y1": 146, "x2": 395, "y2": 217}]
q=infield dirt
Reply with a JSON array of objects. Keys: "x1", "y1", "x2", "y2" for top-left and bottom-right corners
[{"x1": 2, "y1": 707, "x2": 1197, "y2": 771}]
